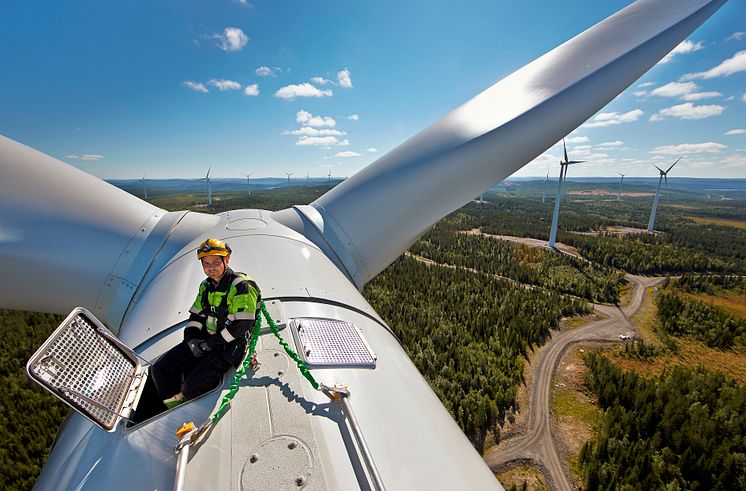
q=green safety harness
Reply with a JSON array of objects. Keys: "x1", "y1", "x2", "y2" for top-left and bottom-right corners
[
  {"x1": 210, "y1": 301, "x2": 321, "y2": 424},
  {"x1": 172, "y1": 302, "x2": 384, "y2": 491},
  {"x1": 179, "y1": 301, "x2": 347, "y2": 445}
]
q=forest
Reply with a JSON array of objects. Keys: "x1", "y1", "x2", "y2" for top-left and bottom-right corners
[
  {"x1": 461, "y1": 197, "x2": 746, "y2": 274},
  {"x1": 363, "y1": 255, "x2": 589, "y2": 451},
  {"x1": 655, "y1": 276, "x2": 746, "y2": 350},
  {"x1": 410, "y1": 215, "x2": 623, "y2": 303},
  {"x1": 580, "y1": 353, "x2": 746, "y2": 490},
  {"x1": 0, "y1": 311, "x2": 66, "y2": 490}
]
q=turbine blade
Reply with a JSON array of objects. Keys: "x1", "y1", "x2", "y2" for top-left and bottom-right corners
[
  {"x1": 563, "y1": 139, "x2": 569, "y2": 163},
  {"x1": 654, "y1": 164, "x2": 664, "y2": 173},
  {"x1": 274, "y1": 0, "x2": 728, "y2": 288},
  {"x1": 0, "y1": 136, "x2": 211, "y2": 323},
  {"x1": 667, "y1": 156, "x2": 682, "y2": 173}
]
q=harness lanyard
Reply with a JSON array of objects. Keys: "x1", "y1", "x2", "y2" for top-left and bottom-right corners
[{"x1": 209, "y1": 300, "x2": 319, "y2": 425}]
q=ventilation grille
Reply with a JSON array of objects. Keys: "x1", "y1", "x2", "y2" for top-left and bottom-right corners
[
  {"x1": 292, "y1": 318, "x2": 376, "y2": 368},
  {"x1": 27, "y1": 308, "x2": 143, "y2": 431}
]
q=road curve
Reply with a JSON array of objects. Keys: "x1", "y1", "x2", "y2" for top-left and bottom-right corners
[{"x1": 484, "y1": 275, "x2": 665, "y2": 490}]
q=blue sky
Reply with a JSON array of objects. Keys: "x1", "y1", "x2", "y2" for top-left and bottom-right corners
[{"x1": 1, "y1": 0, "x2": 745, "y2": 180}]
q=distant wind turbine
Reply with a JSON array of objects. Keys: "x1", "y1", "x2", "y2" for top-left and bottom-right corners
[
  {"x1": 617, "y1": 172, "x2": 626, "y2": 201},
  {"x1": 647, "y1": 157, "x2": 681, "y2": 232},
  {"x1": 548, "y1": 139, "x2": 585, "y2": 249},
  {"x1": 306, "y1": 173, "x2": 309, "y2": 188},
  {"x1": 542, "y1": 172, "x2": 550, "y2": 204},
  {"x1": 140, "y1": 174, "x2": 148, "y2": 199},
  {"x1": 197, "y1": 166, "x2": 212, "y2": 205},
  {"x1": 245, "y1": 173, "x2": 252, "y2": 196},
  {"x1": 285, "y1": 172, "x2": 293, "y2": 189},
  {"x1": 327, "y1": 171, "x2": 332, "y2": 184}
]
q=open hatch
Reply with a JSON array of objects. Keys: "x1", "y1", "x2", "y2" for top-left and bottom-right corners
[{"x1": 26, "y1": 307, "x2": 148, "y2": 432}]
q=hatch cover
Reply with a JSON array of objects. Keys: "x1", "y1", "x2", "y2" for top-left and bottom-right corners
[
  {"x1": 26, "y1": 307, "x2": 146, "y2": 431},
  {"x1": 291, "y1": 318, "x2": 376, "y2": 368}
]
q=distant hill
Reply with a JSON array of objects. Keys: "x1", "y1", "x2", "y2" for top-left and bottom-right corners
[{"x1": 107, "y1": 177, "x2": 344, "y2": 198}]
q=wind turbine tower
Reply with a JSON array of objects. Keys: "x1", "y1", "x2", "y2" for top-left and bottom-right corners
[
  {"x1": 542, "y1": 173, "x2": 549, "y2": 204},
  {"x1": 140, "y1": 174, "x2": 148, "y2": 199},
  {"x1": 327, "y1": 171, "x2": 332, "y2": 184},
  {"x1": 197, "y1": 167, "x2": 213, "y2": 205},
  {"x1": 617, "y1": 172, "x2": 626, "y2": 201},
  {"x1": 647, "y1": 157, "x2": 681, "y2": 232},
  {"x1": 548, "y1": 140, "x2": 585, "y2": 249},
  {"x1": 245, "y1": 173, "x2": 252, "y2": 196},
  {"x1": 285, "y1": 172, "x2": 293, "y2": 189}
]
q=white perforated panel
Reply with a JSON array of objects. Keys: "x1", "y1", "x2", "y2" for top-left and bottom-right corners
[
  {"x1": 27, "y1": 308, "x2": 143, "y2": 430},
  {"x1": 292, "y1": 318, "x2": 376, "y2": 368}
]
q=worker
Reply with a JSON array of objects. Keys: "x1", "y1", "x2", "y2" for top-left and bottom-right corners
[{"x1": 151, "y1": 238, "x2": 261, "y2": 409}]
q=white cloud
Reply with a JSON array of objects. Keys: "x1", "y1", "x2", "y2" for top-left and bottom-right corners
[
  {"x1": 650, "y1": 102, "x2": 724, "y2": 121},
  {"x1": 211, "y1": 27, "x2": 249, "y2": 52},
  {"x1": 208, "y1": 79, "x2": 241, "y2": 91},
  {"x1": 584, "y1": 109, "x2": 643, "y2": 128},
  {"x1": 66, "y1": 154, "x2": 102, "y2": 161},
  {"x1": 243, "y1": 84, "x2": 259, "y2": 96},
  {"x1": 348, "y1": 114, "x2": 359, "y2": 121},
  {"x1": 285, "y1": 127, "x2": 345, "y2": 137},
  {"x1": 256, "y1": 66, "x2": 280, "y2": 77},
  {"x1": 725, "y1": 129, "x2": 746, "y2": 135},
  {"x1": 724, "y1": 155, "x2": 746, "y2": 167},
  {"x1": 641, "y1": 82, "x2": 721, "y2": 101},
  {"x1": 183, "y1": 80, "x2": 209, "y2": 93},
  {"x1": 338, "y1": 139, "x2": 350, "y2": 146},
  {"x1": 727, "y1": 32, "x2": 745, "y2": 41},
  {"x1": 296, "y1": 136, "x2": 339, "y2": 146},
  {"x1": 682, "y1": 50, "x2": 746, "y2": 80},
  {"x1": 650, "y1": 142, "x2": 726, "y2": 155},
  {"x1": 337, "y1": 68, "x2": 352, "y2": 88},
  {"x1": 742, "y1": 93, "x2": 746, "y2": 102},
  {"x1": 565, "y1": 136, "x2": 589, "y2": 143},
  {"x1": 296, "y1": 110, "x2": 336, "y2": 128},
  {"x1": 366, "y1": 147, "x2": 378, "y2": 153},
  {"x1": 275, "y1": 83, "x2": 333, "y2": 100},
  {"x1": 682, "y1": 91, "x2": 722, "y2": 101},
  {"x1": 638, "y1": 81, "x2": 656, "y2": 88},
  {"x1": 574, "y1": 145, "x2": 592, "y2": 151},
  {"x1": 649, "y1": 81, "x2": 698, "y2": 98},
  {"x1": 310, "y1": 76, "x2": 332, "y2": 85},
  {"x1": 659, "y1": 40, "x2": 704, "y2": 64},
  {"x1": 688, "y1": 161, "x2": 714, "y2": 169},
  {"x1": 335, "y1": 151, "x2": 360, "y2": 158},
  {"x1": 597, "y1": 140, "x2": 624, "y2": 148},
  {"x1": 633, "y1": 90, "x2": 649, "y2": 97},
  {"x1": 235, "y1": 0, "x2": 252, "y2": 6}
]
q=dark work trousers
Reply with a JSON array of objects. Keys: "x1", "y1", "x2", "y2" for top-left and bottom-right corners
[{"x1": 150, "y1": 341, "x2": 232, "y2": 401}]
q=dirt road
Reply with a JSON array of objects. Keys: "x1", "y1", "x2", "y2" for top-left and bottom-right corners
[{"x1": 484, "y1": 275, "x2": 665, "y2": 490}]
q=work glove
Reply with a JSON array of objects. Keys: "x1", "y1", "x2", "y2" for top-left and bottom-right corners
[
  {"x1": 183, "y1": 325, "x2": 201, "y2": 341},
  {"x1": 187, "y1": 338, "x2": 210, "y2": 358},
  {"x1": 205, "y1": 333, "x2": 225, "y2": 350}
]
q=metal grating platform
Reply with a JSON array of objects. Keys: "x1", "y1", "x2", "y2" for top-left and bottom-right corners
[
  {"x1": 291, "y1": 318, "x2": 376, "y2": 368},
  {"x1": 26, "y1": 308, "x2": 145, "y2": 431}
]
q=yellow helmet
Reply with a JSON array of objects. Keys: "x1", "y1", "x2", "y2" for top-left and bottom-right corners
[{"x1": 197, "y1": 238, "x2": 232, "y2": 259}]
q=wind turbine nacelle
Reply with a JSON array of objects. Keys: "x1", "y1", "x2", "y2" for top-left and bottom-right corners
[{"x1": 31, "y1": 208, "x2": 502, "y2": 491}]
